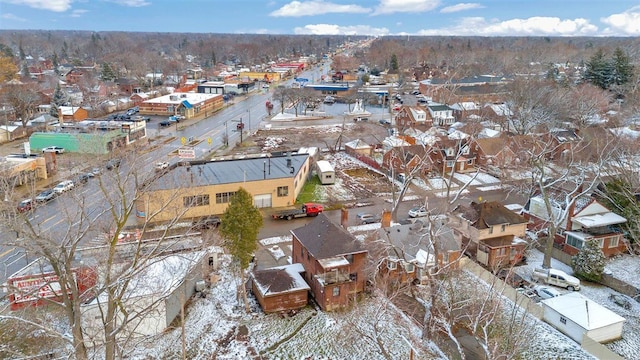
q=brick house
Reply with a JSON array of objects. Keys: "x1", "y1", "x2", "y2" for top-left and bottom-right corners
[
  {"x1": 382, "y1": 144, "x2": 434, "y2": 177},
  {"x1": 523, "y1": 194, "x2": 627, "y2": 257},
  {"x1": 472, "y1": 136, "x2": 516, "y2": 168},
  {"x1": 394, "y1": 106, "x2": 431, "y2": 130},
  {"x1": 544, "y1": 129, "x2": 581, "y2": 160},
  {"x1": 251, "y1": 263, "x2": 310, "y2": 314},
  {"x1": 448, "y1": 201, "x2": 529, "y2": 270},
  {"x1": 429, "y1": 136, "x2": 476, "y2": 175},
  {"x1": 291, "y1": 213, "x2": 367, "y2": 312}
]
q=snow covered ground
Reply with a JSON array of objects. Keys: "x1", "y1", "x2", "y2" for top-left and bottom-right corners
[
  {"x1": 126, "y1": 255, "x2": 444, "y2": 359},
  {"x1": 514, "y1": 248, "x2": 640, "y2": 359}
]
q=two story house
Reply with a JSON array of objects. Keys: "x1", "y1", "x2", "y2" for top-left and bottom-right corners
[
  {"x1": 448, "y1": 201, "x2": 529, "y2": 270},
  {"x1": 291, "y1": 214, "x2": 368, "y2": 311},
  {"x1": 394, "y1": 106, "x2": 431, "y2": 130},
  {"x1": 427, "y1": 104, "x2": 455, "y2": 127},
  {"x1": 523, "y1": 193, "x2": 627, "y2": 257}
]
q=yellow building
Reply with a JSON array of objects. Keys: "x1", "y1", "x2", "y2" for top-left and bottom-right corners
[{"x1": 136, "y1": 153, "x2": 311, "y2": 224}]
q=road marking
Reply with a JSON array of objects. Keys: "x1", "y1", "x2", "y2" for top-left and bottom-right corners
[{"x1": 0, "y1": 247, "x2": 16, "y2": 258}]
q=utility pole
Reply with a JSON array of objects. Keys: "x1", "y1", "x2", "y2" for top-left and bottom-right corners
[{"x1": 224, "y1": 121, "x2": 228, "y2": 147}]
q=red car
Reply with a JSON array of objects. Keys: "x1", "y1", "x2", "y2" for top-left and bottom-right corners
[{"x1": 17, "y1": 199, "x2": 33, "y2": 213}]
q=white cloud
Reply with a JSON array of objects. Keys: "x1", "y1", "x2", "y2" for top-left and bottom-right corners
[
  {"x1": 417, "y1": 16, "x2": 599, "y2": 36},
  {"x1": 440, "y1": 2, "x2": 483, "y2": 14},
  {"x1": 270, "y1": 1, "x2": 370, "y2": 17},
  {"x1": 372, "y1": 0, "x2": 440, "y2": 15},
  {"x1": 70, "y1": 9, "x2": 87, "y2": 17},
  {"x1": 600, "y1": 6, "x2": 640, "y2": 35},
  {"x1": 1, "y1": 13, "x2": 27, "y2": 21},
  {"x1": 106, "y1": 0, "x2": 150, "y2": 7},
  {"x1": 293, "y1": 23, "x2": 389, "y2": 36},
  {"x1": 4, "y1": 0, "x2": 73, "y2": 12}
]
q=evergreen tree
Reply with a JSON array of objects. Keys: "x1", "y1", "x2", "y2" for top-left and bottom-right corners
[
  {"x1": 101, "y1": 62, "x2": 116, "y2": 81},
  {"x1": 219, "y1": 187, "x2": 263, "y2": 312},
  {"x1": 611, "y1": 47, "x2": 633, "y2": 86},
  {"x1": 583, "y1": 48, "x2": 613, "y2": 89},
  {"x1": 390, "y1": 54, "x2": 399, "y2": 73},
  {"x1": 571, "y1": 239, "x2": 605, "y2": 283},
  {"x1": 50, "y1": 84, "x2": 68, "y2": 118}
]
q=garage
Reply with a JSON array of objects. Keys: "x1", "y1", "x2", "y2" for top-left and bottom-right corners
[{"x1": 254, "y1": 194, "x2": 272, "y2": 208}]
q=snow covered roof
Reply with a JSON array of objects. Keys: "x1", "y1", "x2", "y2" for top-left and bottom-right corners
[
  {"x1": 344, "y1": 139, "x2": 371, "y2": 149},
  {"x1": 541, "y1": 292, "x2": 625, "y2": 330},
  {"x1": 573, "y1": 212, "x2": 626, "y2": 228},
  {"x1": 252, "y1": 263, "x2": 310, "y2": 296}
]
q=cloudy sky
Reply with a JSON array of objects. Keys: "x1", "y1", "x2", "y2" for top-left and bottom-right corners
[{"x1": 1, "y1": 0, "x2": 639, "y2": 36}]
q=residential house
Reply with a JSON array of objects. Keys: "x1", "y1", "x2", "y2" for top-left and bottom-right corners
[
  {"x1": 544, "y1": 129, "x2": 581, "y2": 160},
  {"x1": 251, "y1": 263, "x2": 310, "y2": 314},
  {"x1": 375, "y1": 217, "x2": 461, "y2": 285},
  {"x1": 382, "y1": 144, "x2": 433, "y2": 178},
  {"x1": 448, "y1": 201, "x2": 529, "y2": 270},
  {"x1": 58, "y1": 106, "x2": 88, "y2": 122},
  {"x1": 291, "y1": 213, "x2": 367, "y2": 311},
  {"x1": 427, "y1": 104, "x2": 455, "y2": 127},
  {"x1": 472, "y1": 136, "x2": 516, "y2": 169},
  {"x1": 344, "y1": 139, "x2": 373, "y2": 157},
  {"x1": 430, "y1": 134, "x2": 475, "y2": 175},
  {"x1": 419, "y1": 75, "x2": 511, "y2": 105},
  {"x1": 450, "y1": 101, "x2": 481, "y2": 122},
  {"x1": 483, "y1": 102, "x2": 513, "y2": 126},
  {"x1": 523, "y1": 193, "x2": 627, "y2": 257},
  {"x1": 394, "y1": 106, "x2": 431, "y2": 130},
  {"x1": 65, "y1": 68, "x2": 83, "y2": 85}
]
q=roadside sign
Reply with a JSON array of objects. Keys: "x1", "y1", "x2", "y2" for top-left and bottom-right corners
[
  {"x1": 181, "y1": 137, "x2": 187, "y2": 145},
  {"x1": 207, "y1": 137, "x2": 212, "y2": 145},
  {"x1": 178, "y1": 147, "x2": 196, "y2": 159}
]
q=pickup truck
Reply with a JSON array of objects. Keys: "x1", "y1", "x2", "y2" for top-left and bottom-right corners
[
  {"x1": 532, "y1": 268, "x2": 580, "y2": 291},
  {"x1": 272, "y1": 203, "x2": 323, "y2": 220}
]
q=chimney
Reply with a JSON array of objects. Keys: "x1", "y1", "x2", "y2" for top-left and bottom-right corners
[
  {"x1": 341, "y1": 207, "x2": 349, "y2": 229},
  {"x1": 381, "y1": 209, "x2": 392, "y2": 228}
]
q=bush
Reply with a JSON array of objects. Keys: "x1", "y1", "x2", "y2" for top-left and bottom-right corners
[{"x1": 571, "y1": 239, "x2": 606, "y2": 282}]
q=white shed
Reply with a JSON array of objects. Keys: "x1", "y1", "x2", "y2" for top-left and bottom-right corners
[
  {"x1": 541, "y1": 292, "x2": 625, "y2": 344},
  {"x1": 316, "y1": 160, "x2": 335, "y2": 185}
]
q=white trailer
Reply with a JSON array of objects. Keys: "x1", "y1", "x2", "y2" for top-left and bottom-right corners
[{"x1": 316, "y1": 160, "x2": 335, "y2": 185}]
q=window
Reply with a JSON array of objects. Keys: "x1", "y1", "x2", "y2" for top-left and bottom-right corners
[
  {"x1": 333, "y1": 286, "x2": 340, "y2": 297},
  {"x1": 566, "y1": 234, "x2": 584, "y2": 250},
  {"x1": 610, "y1": 237, "x2": 619, "y2": 248},
  {"x1": 215, "y1": 192, "x2": 236, "y2": 204},
  {"x1": 277, "y1": 186, "x2": 289, "y2": 197},
  {"x1": 345, "y1": 254, "x2": 353, "y2": 263},
  {"x1": 560, "y1": 316, "x2": 567, "y2": 325},
  {"x1": 405, "y1": 262, "x2": 415, "y2": 273},
  {"x1": 596, "y1": 238, "x2": 604, "y2": 248},
  {"x1": 501, "y1": 224, "x2": 506, "y2": 232},
  {"x1": 387, "y1": 260, "x2": 397, "y2": 270},
  {"x1": 447, "y1": 148, "x2": 455, "y2": 156},
  {"x1": 467, "y1": 159, "x2": 473, "y2": 165},
  {"x1": 183, "y1": 194, "x2": 210, "y2": 207},
  {"x1": 446, "y1": 160, "x2": 454, "y2": 167},
  {"x1": 488, "y1": 226, "x2": 493, "y2": 234}
]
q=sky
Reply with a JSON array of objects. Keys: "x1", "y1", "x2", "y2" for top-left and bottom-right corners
[{"x1": 0, "y1": 0, "x2": 640, "y2": 37}]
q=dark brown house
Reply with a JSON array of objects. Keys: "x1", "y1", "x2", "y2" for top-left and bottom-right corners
[
  {"x1": 251, "y1": 264, "x2": 310, "y2": 314},
  {"x1": 291, "y1": 213, "x2": 367, "y2": 312}
]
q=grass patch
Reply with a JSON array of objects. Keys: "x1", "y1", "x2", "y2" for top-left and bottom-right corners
[{"x1": 296, "y1": 175, "x2": 321, "y2": 204}]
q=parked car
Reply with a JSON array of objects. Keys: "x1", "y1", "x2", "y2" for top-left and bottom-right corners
[
  {"x1": 35, "y1": 189, "x2": 56, "y2": 203},
  {"x1": 609, "y1": 293, "x2": 633, "y2": 310},
  {"x1": 126, "y1": 106, "x2": 139, "y2": 115},
  {"x1": 192, "y1": 216, "x2": 222, "y2": 230},
  {"x1": 169, "y1": 115, "x2": 185, "y2": 122},
  {"x1": 379, "y1": 119, "x2": 391, "y2": 125},
  {"x1": 159, "y1": 120, "x2": 172, "y2": 127},
  {"x1": 17, "y1": 199, "x2": 33, "y2": 213},
  {"x1": 91, "y1": 167, "x2": 102, "y2": 176},
  {"x1": 155, "y1": 161, "x2": 170, "y2": 171},
  {"x1": 74, "y1": 173, "x2": 90, "y2": 184},
  {"x1": 106, "y1": 158, "x2": 121, "y2": 170},
  {"x1": 534, "y1": 285, "x2": 562, "y2": 300},
  {"x1": 532, "y1": 268, "x2": 580, "y2": 291},
  {"x1": 42, "y1": 146, "x2": 65, "y2": 154},
  {"x1": 408, "y1": 206, "x2": 428, "y2": 218},
  {"x1": 359, "y1": 214, "x2": 380, "y2": 225},
  {"x1": 53, "y1": 180, "x2": 74, "y2": 194}
]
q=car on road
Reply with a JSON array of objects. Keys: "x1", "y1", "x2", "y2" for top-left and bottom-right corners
[
  {"x1": 74, "y1": 173, "x2": 90, "y2": 184},
  {"x1": 106, "y1": 158, "x2": 121, "y2": 170},
  {"x1": 609, "y1": 293, "x2": 634, "y2": 310},
  {"x1": 169, "y1": 115, "x2": 185, "y2": 122},
  {"x1": 17, "y1": 199, "x2": 33, "y2": 213},
  {"x1": 42, "y1": 146, "x2": 65, "y2": 154},
  {"x1": 155, "y1": 161, "x2": 170, "y2": 171},
  {"x1": 53, "y1": 180, "x2": 74, "y2": 194},
  {"x1": 359, "y1": 214, "x2": 380, "y2": 224},
  {"x1": 90, "y1": 167, "x2": 102, "y2": 176},
  {"x1": 192, "y1": 216, "x2": 222, "y2": 230},
  {"x1": 159, "y1": 120, "x2": 172, "y2": 127},
  {"x1": 35, "y1": 189, "x2": 56, "y2": 203},
  {"x1": 534, "y1": 285, "x2": 561, "y2": 300},
  {"x1": 379, "y1": 119, "x2": 391, "y2": 125},
  {"x1": 408, "y1": 206, "x2": 428, "y2": 218}
]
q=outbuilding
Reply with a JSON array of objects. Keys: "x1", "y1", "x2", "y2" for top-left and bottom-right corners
[
  {"x1": 316, "y1": 160, "x2": 335, "y2": 185},
  {"x1": 251, "y1": 263, "x2": 310, "y2": 314},
  {"x1": 540, "y1": 292, "x2": 625, "y2": 344}
]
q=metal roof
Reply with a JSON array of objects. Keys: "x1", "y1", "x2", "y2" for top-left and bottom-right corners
[{"x1": 147, "y1": 153, "x2": 309, "y2": 191}]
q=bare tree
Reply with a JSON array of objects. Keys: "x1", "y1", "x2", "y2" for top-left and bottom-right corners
[{"x1": 1, "y1": 83, "x2": 41, "y2": 128}]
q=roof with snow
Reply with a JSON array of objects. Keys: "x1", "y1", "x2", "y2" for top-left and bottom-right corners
[
  {"x1": 541, "y1": 292, "x2": 625, "y2": 330},
  {"x1": 252, "y1": 263, "x2": 310, "y2": 296},
  {"x1": 572, "y1": 212, "x2": 626, "y2": 228},
  {"x1": 453, "y1": 201, "x2": 527, "y2": 229}
]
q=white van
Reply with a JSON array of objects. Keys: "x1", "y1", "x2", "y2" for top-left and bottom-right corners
[{"x1": 53, "y1": 180, "x2": 74, "y2": 194}]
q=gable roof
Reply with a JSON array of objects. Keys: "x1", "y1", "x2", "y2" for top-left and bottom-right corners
[
  {"x1": 291, "y1": 213, "x2": 366, "y2": 259},
  {"x1": 541, "y1": 292, "x2": 625, "y2": 330},
  {"x1": 474, "y1": 137, "x2": 509, "y2": 156},
  {"x1": 453, "y1": 201, "x2": 527, "y2": 229}
]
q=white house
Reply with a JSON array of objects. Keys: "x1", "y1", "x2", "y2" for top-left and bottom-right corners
[{"x1": 541, "y1": 292, "x2": 625, "y2": 344}]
